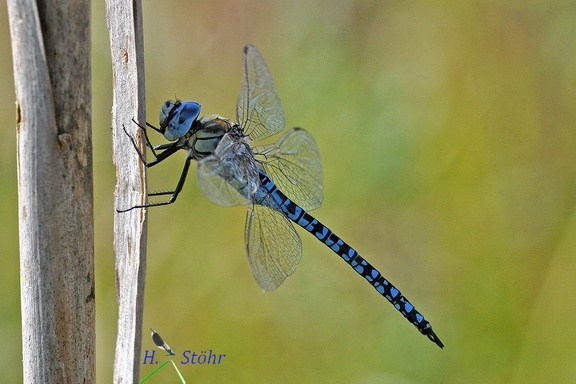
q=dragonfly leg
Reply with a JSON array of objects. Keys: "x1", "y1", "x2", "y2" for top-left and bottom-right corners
[
  {"x1": 123, "y1": 121, "x2": 181, "y2": 167},
  {"x1": 132, "y1": 118, "x2": 166, "y2": 158},
  {"x1": 116, "y1": 155, "x2": 193, "y2": 212}
]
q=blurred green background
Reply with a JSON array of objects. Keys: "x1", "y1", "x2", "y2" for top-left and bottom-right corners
[{"x1": 2, "y1": 1, "x2": 576, "y2": 383}]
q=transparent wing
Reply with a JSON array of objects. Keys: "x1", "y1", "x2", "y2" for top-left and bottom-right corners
[
  {"x1": 245, "y1": 201, "x2": 302, "y2": 291},
  {"x1": 253, "y1": 127, "x2": 323, "y2": 211},
  {"x1": 236, "y1": 44, "x2": 285, "y2": 142},
  {"x1": 196, "y1": 156, "x2": 248, "y2": 206},
  {"x1": 196, "y1": 133, "x2": 258, "y2": 207}
]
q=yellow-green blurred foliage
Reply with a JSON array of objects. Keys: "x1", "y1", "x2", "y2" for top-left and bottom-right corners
[{"x1": 1, "y1": 1, "x2": 575, "y2": 383}]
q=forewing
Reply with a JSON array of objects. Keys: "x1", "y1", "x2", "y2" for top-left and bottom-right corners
[
  {"x1": 196, "y1": 131, "x2": 261, "y2": 207},
  {"x1": 236, "y1": 44, "x2": 285, "y2": 142},
  {"x1": 245, "y1": 202, "x2": 302, "y2": 291},
  {"x1": 253, "y1": 127, "x2": 323, "y2": 211},
  {"x1": 196, "y1": 156, "x2": 248, "y2": 206}
]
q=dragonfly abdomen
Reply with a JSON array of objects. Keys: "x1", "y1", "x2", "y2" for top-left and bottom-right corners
[{"x1": 259, "y1": 171, "x2": 444, "y2": 348}]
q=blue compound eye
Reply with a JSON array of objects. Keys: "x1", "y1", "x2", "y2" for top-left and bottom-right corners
[{"x1": 161, "y1": 101, "x2": 201, "y2": 141}]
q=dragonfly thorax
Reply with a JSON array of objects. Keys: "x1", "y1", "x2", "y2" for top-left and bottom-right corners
[{"x1": 189, "y1": 116, "x2": 235, "y2": 160}]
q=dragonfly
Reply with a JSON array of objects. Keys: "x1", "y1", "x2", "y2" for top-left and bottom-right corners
[{"x1": 119, "y1": 44, "x2": 444, "y2": 348}]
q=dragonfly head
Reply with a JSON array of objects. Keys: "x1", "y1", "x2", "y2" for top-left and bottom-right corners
[{"x1": 159, "y1": 100, "x2": 201, "y2": 141}]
